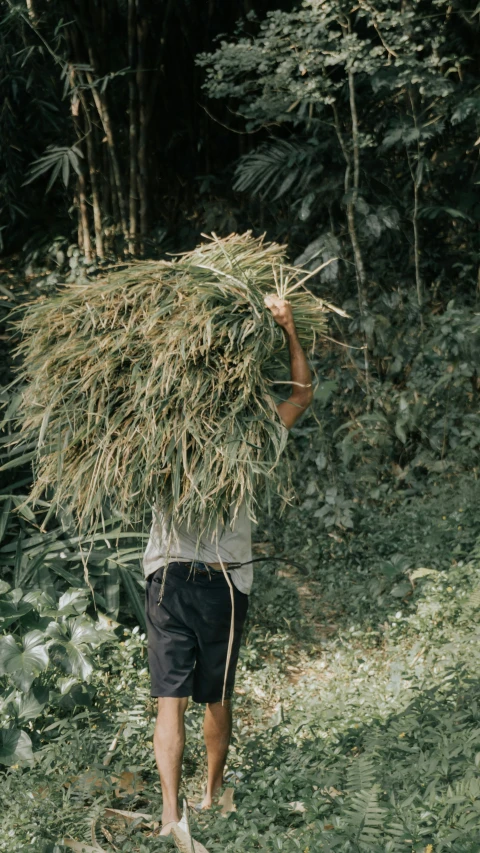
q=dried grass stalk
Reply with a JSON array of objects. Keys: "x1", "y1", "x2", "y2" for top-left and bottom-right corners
[{"x1": 10, "y1": 232, "x2": 336, "y2": 537}]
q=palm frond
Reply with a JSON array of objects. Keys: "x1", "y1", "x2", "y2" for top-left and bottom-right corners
[{"x1": 234, "y1": 139, "x2": 320, "y2": 201}]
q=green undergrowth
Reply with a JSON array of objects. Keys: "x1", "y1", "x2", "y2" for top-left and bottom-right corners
[{"x1": 2, "y1": 475, "x2": 480, "y2": 852}]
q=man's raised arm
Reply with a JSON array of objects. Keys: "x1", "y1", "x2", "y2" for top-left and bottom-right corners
[{"x1": 264, "y1": 294, "x2": 314, "y2": 431}]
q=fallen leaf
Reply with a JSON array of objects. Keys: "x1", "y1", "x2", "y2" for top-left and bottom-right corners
[
  {"x1": 171, "y1": 800, "x2": 210, "y2": 853},
  {"x1": 218, "y1": 787, "x2": 236, "y2": 816},
  {"x1": 100, "y1": 827, "x2": 113, "y2": 844},
  {"x1": 63, "y1": 840, "x2": 107, "y2": 853},
  {"x1": 104, "y1": 808, "x2": 154, "y2": 826},
  {"x1": 322, "y1": 786, "x2": 343, "y2": 798},
  {"x1": 112, "y1": 770, "x2": 144, "y2": 796},
  {"x1": 288, "y1": 801, "x2": 306, "y2": 813},
  {"x1": 66, "y1": 770, "x2": 110, "y2": 794},
  {"x1": 34, "y1": 784, "x2": 49, "y2": 800}
]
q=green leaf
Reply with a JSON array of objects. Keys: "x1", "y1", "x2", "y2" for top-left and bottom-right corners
[
  {"x1": 0, "y1": 450, "x2": 37, "y2": 472},
  {"x1": 0, "y1": 496, "x2": 12, "y2": 544},
  {"x1": 0, "y1": 630, "x2": 49, "y2": 691},
  {"x1": 0, "y1": 591, "x2": 35, "y2": 628},
  {"x1": 57, "y1": 588, "x2": 89, "y2": 617},
  {"x1": 23, "y1": 589, "x2": 57, "y2": 613},
  {"x1": 62, "y1": 153, "x2": 70, "y2": 188},
  {"x1": 12, "y1": 687, "x2": 47, "y2": 722},
  {"x1": 46, "y1": 617, "x2": 99, "y2": 680},
  {"x1": 0, "y1": 727, "x2": 33, "y2": 765},
  {"x1": 118, "y1": 566, "x2": 146, "y2": 630},
  {"x1": 11, "y1": 495, "x2": 36, "y2": 523},
  {"x1": 409, "y1": 567, "x2": 438, "y2": 581},
  {"x1": 104, "y1": 560, "x2": 120, "y2": 618},
  {"x1": 50, "y1": 676, "x2": 94, "y2": 710},
  {"x1": 390, "y1": 581, "x2": 411, "y2": 598},
  {"x1": 314, "y1": 380, "x2": 338, "y2": 405}
]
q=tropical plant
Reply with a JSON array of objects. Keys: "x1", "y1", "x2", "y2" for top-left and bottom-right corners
[{"x1": 0, "y1": 580, "x2": 115, "y2": 767}]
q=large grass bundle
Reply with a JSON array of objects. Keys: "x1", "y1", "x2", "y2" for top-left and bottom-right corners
[{"x1": 11, "y1": 232, "x2": 337, "y2": 537}]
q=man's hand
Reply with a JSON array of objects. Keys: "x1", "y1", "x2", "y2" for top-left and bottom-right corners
[{"x1": 264, "y1": 294, "x2": 294, "y2": 333}]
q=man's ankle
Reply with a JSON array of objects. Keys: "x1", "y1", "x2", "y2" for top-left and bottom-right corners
[
  {"x1": 205, "y1": 775, "x2": 224, "y2": 801},
  {"x1": 162, "y1": 806, "x2": 181, "y2": 826}
]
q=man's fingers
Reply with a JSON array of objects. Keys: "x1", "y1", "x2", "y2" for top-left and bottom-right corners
[{"x1": 264, "y1": 294, "x2": 289, "y2": 308}]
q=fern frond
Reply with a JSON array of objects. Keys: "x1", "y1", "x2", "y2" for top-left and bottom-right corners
[
  {"x1": 387, "y1": 820, "x2": 413, "y2": 853},
  {"x1": 464, "y1": 585, "x2": 480, "y2": 612},
  {"x1": 346, "y1": 755, "x2": 377, "y2": 792},
  {"x1": 346, "y1": 786, "x2": 386, "y2": 851}
]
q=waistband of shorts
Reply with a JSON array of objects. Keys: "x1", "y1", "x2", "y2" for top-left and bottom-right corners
[{"x1": 157, "y1": 561, "x2": 231, "y2": 580}]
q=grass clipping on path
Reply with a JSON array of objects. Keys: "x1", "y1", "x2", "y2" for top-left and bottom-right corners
[{"x1": 11, "y1": 232, "x2": 336, "y2": 538}]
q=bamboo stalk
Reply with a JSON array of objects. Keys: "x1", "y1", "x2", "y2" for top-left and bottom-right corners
[
  {"x1": 66, "y1": 24, "x2": 96, "y2": 261},
  {"x1": 408, "y1": 90, "x2": 423, "y2": 314},
  {"x1": 128, "y1": 0, "x2": 138, "y2": 255},
  {"x1": 84, "y1": 108, "x2": 104, "y2": 260},
  {"x1": 78, "y1": 166, "x2": 92, "y2": 263},
  {"x1": 87, "y1": 68, "x2": 129, "y2": 245},
  {"x1": 75, "y1": 185, "x2": 83, "y2": 252},
  {"x1": 82, "y1": 29, "x2": 129, "y2": 248},
  {"x1": 136, "y1": 0, "x2": 148, "y2": 247}
]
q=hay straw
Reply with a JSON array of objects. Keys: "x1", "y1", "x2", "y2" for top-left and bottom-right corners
[{"x1": 9, "y1": 232, "x2": 335, "y2": 538}]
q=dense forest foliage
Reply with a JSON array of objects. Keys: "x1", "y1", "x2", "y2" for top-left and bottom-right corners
[{"x1": 1, "y1": 0, "x2": 480, "y2": 850}]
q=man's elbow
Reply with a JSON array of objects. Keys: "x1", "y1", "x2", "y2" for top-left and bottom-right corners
[{"x1": 293, "y1": 389, "x2": 314, "y2": 410}]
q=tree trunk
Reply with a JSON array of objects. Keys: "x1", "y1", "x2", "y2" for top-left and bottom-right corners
[
  {"x1": 347, "y1": 68, "x2": 367, "y2": 315},
  {"x1": 108, "y1": 151, "x2": 121, "y2": 234},
  {"x1": 128, "y1": 0, "x2": 138, "y2": 255},
  {"x1": 85, "y1": 65, "x2": 129, "y2": 246},
  {"x1": 76, "y1": 187, "x2": 83, "y2": 252},
  {"x1": 78, "y1": 169, "x2": 92, "y2": 262},
  {"x1": 136, "y1": 0, "x2": 149, "y2": 247},
  {"x1": 331, "y1": 100, "x2": 367, "y2": 317},
  {"x1": 66, "y1": 50, "x2": 93, "y2": 263},
  {"x1": 412, "y1": 166, "x2": 422, "y2": 309},
  {"x1": 83, "y1": 105, "x2": 104, "y2": 259},
  {"x1": 408, "y1": 91, "x2": 423, "y2": 314},
  {"x1": 73, "y1": 0, "x2": 129, "y2": 245}
]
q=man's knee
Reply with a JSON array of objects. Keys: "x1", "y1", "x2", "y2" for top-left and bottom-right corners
[
  {"x1": 205, "y1": 699, "x2": 232, "y2": 720},
  {"x1": 156, "y1": 696, "x2": 189, "y2": 719}
]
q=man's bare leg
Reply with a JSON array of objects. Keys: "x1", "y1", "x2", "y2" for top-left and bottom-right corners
[
  {"x1": 201, "y1": 700, "x2": 232, "y2": 808},
  {"x1": 154, "y1": 696, "x2": 188, "y2": 833}
]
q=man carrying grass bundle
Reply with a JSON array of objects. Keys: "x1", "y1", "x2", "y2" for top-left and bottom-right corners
[{"x1": 143, "y1": 294, "x2": 314, "y2": 835}]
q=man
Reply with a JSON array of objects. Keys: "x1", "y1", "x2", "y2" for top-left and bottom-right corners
[{"x1": 143, "y1": 294, "x2": 313, "y2": 834}]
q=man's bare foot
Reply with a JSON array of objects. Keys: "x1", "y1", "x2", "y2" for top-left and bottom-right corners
[
  {"x1": 197, "y1": 785, "x2": 236, "y2": 815},
  {"x1": 160, "y1": 815, "x2": 181, "y2": 835},
  {"x1": 199, "y1": 778, "x2": 224, "y2": 810}
]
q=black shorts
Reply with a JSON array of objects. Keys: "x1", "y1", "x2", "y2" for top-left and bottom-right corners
[{"x1": 145, "y1": 561, "x2": 249, "y2": 703}]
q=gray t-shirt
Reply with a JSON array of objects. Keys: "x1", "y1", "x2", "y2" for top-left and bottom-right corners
[{"x1": 142, "y1": 500, "x2": 254, "y2": 594}]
